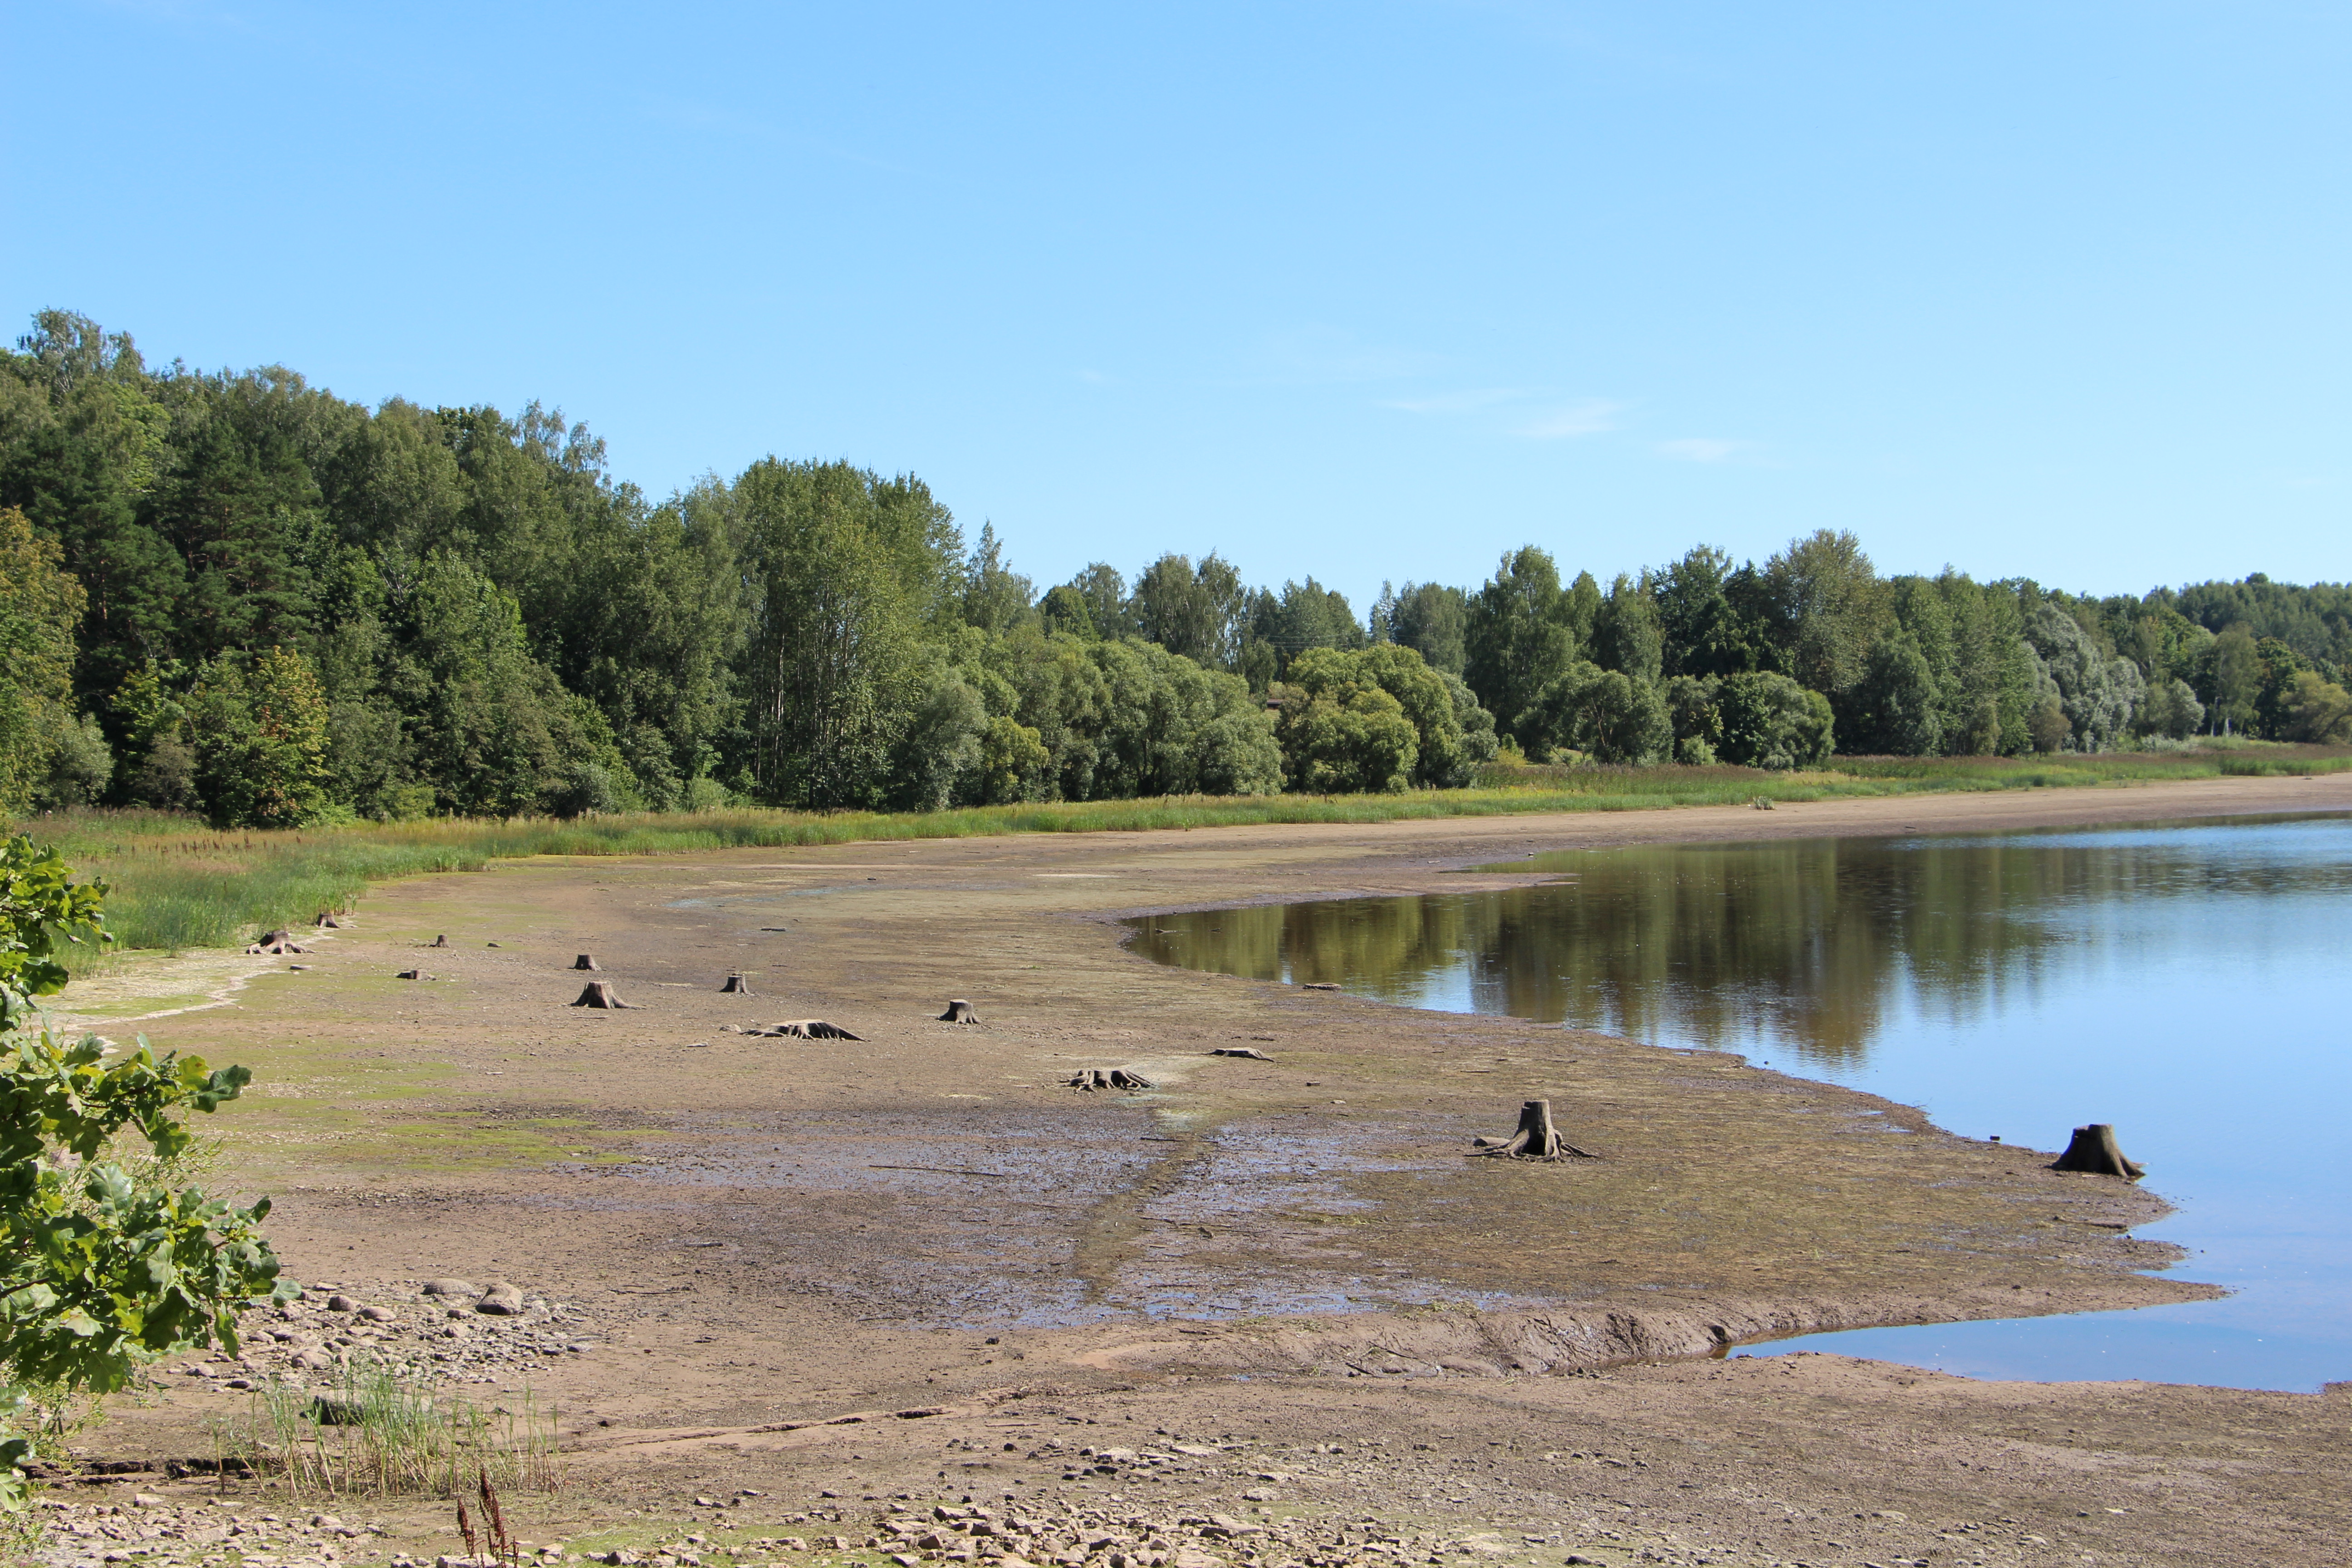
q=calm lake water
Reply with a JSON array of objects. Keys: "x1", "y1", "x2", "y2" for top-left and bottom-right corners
[{"x1": 1126, "y1": 813, "x2": 2352, "y2": 1392}]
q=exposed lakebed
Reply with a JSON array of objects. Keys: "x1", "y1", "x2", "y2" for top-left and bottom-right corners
[{"x1": 1126, "y1": 813, "x2": 2352, "y2": 1392}]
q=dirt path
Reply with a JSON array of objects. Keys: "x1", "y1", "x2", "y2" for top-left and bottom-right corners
[{"x1": 54, "y1": 774, "x2": 2352, "y2": 1568}]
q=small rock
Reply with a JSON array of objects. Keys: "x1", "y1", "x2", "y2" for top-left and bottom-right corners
[
  {"x1": 421, "y1": 1279, "x2": 479, "y2": 1298},
  {"x1": 358, "y1": 1305, "x2": 396, "y2": 1323},
  {"x1": 292, "y1": 1349, "x2": 335, "y2": 1371},
  {"x1": 475, "y1": 1281, "x2": 526, "y2": 1315},
  {"x1": 132, "y1": 1494, "x2": 168, "y2": 1507},
  {"x1": 310, "y1": 1393, "x2": 367, "y2": 1426},
  {"x1": 326, "y1": 1294, "x2": 358, "y2": 1313}
]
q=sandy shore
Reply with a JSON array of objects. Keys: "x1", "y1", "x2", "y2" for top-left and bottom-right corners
[{"x1": 49, "y1": 774, "x2": 2352, "y2": 1568}]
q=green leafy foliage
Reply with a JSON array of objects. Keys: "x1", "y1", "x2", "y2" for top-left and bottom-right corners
[{"x1": 0, "y1": 836, "x2": 284, "y2": 1509}]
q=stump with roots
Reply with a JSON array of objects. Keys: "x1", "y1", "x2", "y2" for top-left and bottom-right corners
[
  {"x1": 1471, "y1": 1098, "x2": 1597, "y2": 1161},
  {"x1": 939, "y1": 999, "x2": 980, "y2": 1024},
  {"x1": 756, "y1": 1019, "x2": 861, "y2": 1040},
  {"x1": 429, "y1": 935, "x2": 449, "y2": 948},
  {"x1": 246, "y1": 931, "x2": 308, "y2": 956},
  {"x1": 2050, "y1": 1123, "x2": 2145, "y2": 1180},
  {"x1": 721, "y1": 973, "x2": 753, "y2": 994},
  {"x1": 1069, "y1": 1068, "x2": 1153, "y2": 1091},
  {"x1": 571, "y1": 980, "x2": 635, "y2": 1009},
  {"x1": 396, "y1": 969, "x2": 433, "y2": 981},
  {"x1": 1211, "y1": 1046, "x2": 1271, "y2": 1060},
  {"x1": 314, "y1": 912, "x2": 345, "y2": 929},
  {"x1": 572, "y1": 954, "x2": 599, "y2": 971}
]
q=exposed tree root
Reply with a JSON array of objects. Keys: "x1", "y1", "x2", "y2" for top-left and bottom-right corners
[
  {"x1": 2051, "y1": 1122, "x2": 2145, "y2": 1180},
  {"x1": 1069, "y1": 1068, "x2": 1154, "y2": 1091},
  {"x1": 1471, "y1": 1098, "x2": 1597, "y2": 1160},
  {"x1": 744, "y1": 1019, "x2": 861, "y2": 1039},
  {"x1": 939, "y1": 999, "x2": 980, "y2": 1024}
]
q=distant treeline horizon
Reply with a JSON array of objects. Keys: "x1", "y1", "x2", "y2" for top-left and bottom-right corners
[{"x1": 3, "y1": 309, "x2": 2348, "y2": 827}]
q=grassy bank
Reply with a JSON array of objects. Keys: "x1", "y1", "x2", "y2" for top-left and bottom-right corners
[{"x1": 15, "y1": 745, "x2": 2350, "y2": 966}]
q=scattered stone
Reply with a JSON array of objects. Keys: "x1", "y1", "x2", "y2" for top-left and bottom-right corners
[
  {"x1": 358, "y1": 1303, "x2": 396, "y2": 1323},
  {"x1": 475, "y1": 1281, "x2": 527, "y2": 1315},
  {"x1": 421, "y1": 1278, "x2": 479, "y2": 1297},
  {"x1": 131, "y1": 1493, "x2": 167, "y2": 1507},
  {"x1": 327, "y1": 1293, "x2": 358, "y2": 1313}
]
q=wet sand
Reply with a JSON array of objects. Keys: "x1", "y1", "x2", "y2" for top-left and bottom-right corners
[{"x1": 62, "y1": 774, "x2": 2352, "y2": 1568}]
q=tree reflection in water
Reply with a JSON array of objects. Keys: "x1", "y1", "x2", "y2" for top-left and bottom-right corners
[{"x1": 1125, "y1": 825, "x2": 2352, "y2": 1069}]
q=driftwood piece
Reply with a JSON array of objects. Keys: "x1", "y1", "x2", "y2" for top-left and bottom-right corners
[
  {"x1": 1301, "y1": 982, "x2": 1342, "y2": 991},
  {"x1": 2049, "y1": 1123, "x2": 2145, "y2": 1180},
  {"x1": 571, "y1": 980, "x2": 635, "y2": 1009},
  {"x1": 1069, "y1": 1068, "x2": 1153, "y2": 1091},
  {"x1": 396, "y1": 969, "x2": 432, "y2": 981},
  {"x1": 572, "y1": 954, "x2": 599, "y2": 971},
  {"x1": 1471, "y1": 1098, "x2": 1597, "y2": 1161},
  {"x1": 939, "y1": 999, "x2": 980, "y2": 1024},
  {"x1": 721, "y1": 973, "x2": 753, "y2": 994},
  {"x1": 1210, "y1": 1047, "x2": 1272, "y2": 1060},
  {"x1": 760, "y1": 1019, "x2": 861, "y2": 1040}
]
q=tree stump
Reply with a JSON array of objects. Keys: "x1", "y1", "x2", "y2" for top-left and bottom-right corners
[
  {"x1": 571, "y1": 980, "x2": 634, "y2": 1009},
  {"x1": 314, "y1": 912, "x2": 344, "y2": 929},
  {"x1": 429, "y1": 935, "x2": 449, "y2": 948},
  {"x1": 396, "y1": 969, "x2": 432, "y2": 980},
  {"x1": 762, "y1": 1019, "x2": 860, "y2": 1039},
  {"x1": 1210, "y1": 1047, "x2": 1272, "y2": 1060},
  {"x1": 2050, "y1": 1123, "x2": 2145, "y2": 1180},
  {"x1": 1471, "y1": 1098, "x2": 1597, "y2": 1160},
  {"x1": 246, "y1": 932, "x2": 308, "y2": 955},
  {"x1": 1069, "y1": 1068, "x2": 1153, "y2": 1091},
  {"x1": 721, "y1": 973, "x2": 753, "y2": 994},
  {"x1": 572, "y1": 954, "x2": 599, "y2": 971},
  {"x1": 939, "y1": 999, "x2": 980, "y2": 1024}
]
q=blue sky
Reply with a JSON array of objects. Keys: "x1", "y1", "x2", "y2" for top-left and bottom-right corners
[{"x1": 7, "y1": 2, "x2": 2347, "y2": 611}]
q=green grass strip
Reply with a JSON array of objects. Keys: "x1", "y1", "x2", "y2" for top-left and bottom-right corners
[{"x1": 15, "y1": 746, "x2": 2350, "y2": 965}]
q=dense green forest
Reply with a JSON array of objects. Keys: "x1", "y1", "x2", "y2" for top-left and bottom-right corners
[{"x1": 2, "y1": 310, "x2": 2348, "y2": 826}]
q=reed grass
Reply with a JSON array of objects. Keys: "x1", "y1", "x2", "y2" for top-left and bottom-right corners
[
  {"x1": 209, "y1": 1357, "x2": 561, "y2": 1499},
  {"x1": 16, "y1": 743, "x2": 2349, "y2": 970}
]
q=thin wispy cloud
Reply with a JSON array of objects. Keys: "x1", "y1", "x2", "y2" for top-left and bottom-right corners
[
  {"x1": 1380, "y1": 387, "x2": 1535, "y2": 415},
  {"x1": 1656, "y1": 436, "x2": 1748, "y2": 463},
  {"x1": 1512, "y1": 399, "x2": 1624, "y2": 440}
]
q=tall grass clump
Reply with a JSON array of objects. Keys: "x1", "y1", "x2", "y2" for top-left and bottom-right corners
[
  {"x1": 211, "y1": 1358, "x2": 560, "y2": 1499},
  {"x1": 17, "y1": 741, "x2": 2347, "y2": 970}
]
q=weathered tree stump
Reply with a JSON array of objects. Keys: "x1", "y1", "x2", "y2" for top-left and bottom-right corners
[
  {"x1": 246, "y1": 931, "x2": 309, "y2": 956},
  {"x1": 939, "y1": 999, "x2": 980, "y2": 1024},
  {"x1": 760, "y1": 1019, "x2": 860, "y2": 1039},
  {"x1": 314, "y1": 912, "x2": 344, "y2": 929},
  {"x1": 396, "y1": 969, "x2": 432, "y2": 981},
  {"x1": 1471, "y1": 1098, "x2": 1597, "y2": 1160},
  {"x1": 570, "y1": 980, "x2": 634, "y2": 1009},
  {"x1": 572, "y1": 954, "x2": 599, "y2": 971},
  {"x1": 428, "y1": 935, "x2": 449, "y2": 948},
  {"x1": 1069, "y1": 1068, "x2": 1153, "y2": 1091},
  {"x1": 1211, "y1": 1046, "x2": 1272, "y2": 1060},
  {"x1": 721, "y1": 973, "x2": 753, "y2": 994},
  {"x1": 2050, "y1": 1123, "x2": 2145, "y2": 1180}
]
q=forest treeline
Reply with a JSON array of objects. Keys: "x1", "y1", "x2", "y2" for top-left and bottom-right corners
[{"x1": 3, "y1": 310, "x2": 2349, "y2": 826}]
